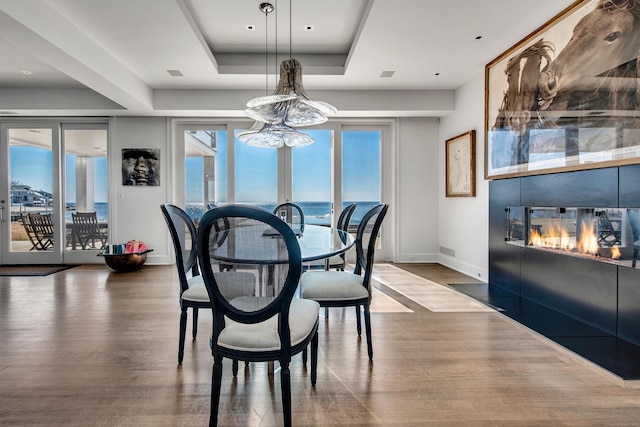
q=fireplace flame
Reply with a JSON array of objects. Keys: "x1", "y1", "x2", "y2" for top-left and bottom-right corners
[
  {"x1": 611, "y1": 245, "x2": 621, "y2": 259},
  {"x1": 576, "y1": 221, "x2": 599, "y2": 255},
  {"x1": 529, "y1": 218, "x2": 618, "y2": 259},
  {"x1": 529, "y1": 220, "x2": 574, "y2": 250}
]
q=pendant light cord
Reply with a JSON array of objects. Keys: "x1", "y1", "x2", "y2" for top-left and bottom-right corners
[
  {"x1": 289, "y1": 0, "x2": 292, "y2": 59},
  {"x1": 275, "y1": 0, "x2": 278, "y2": 87},
  {"x1": 265, "y1": 7, "x2": 268, "y2": 96}
]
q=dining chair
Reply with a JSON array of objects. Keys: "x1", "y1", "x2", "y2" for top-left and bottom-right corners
[
  {"x1": 160, "y1": 203, "x2": 255, "y2": 365},
  {"x1": 305, "y1": 203, "x2": 358, "y2": 271},
  {"x1": 71, "y1": 211, "x2": 107, "y2": 250},
  {"x1": 197, "y1": 204, "x2": 319, "y2": 427},
  {"x1": 300, "y1": 203, "x2": 388, "y2": 361},
  {"x1": 27, "y1": 213, "x2": 55, "y2": 250},
  {"x1": 20, "y1": 213, "x2": 41, "y2": 251},
  {"x1": 273, "y1": 202, "x2": 304, "y2": 234}
]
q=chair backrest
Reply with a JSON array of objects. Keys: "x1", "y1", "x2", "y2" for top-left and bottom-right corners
[
  {"x1": 160, "y1": 204, "x2": 199, "y2": 293},
  {"x1": 353, "y1": 204, "x2": 389, "y2": 291},
  {"x1": 337, "y1": 203, "x2": 357, "y2": 233},
  {"x1": 28, "y1": 213, "x2": 54, "y2": 235},
  {"x1": 198, "y1": 204, "x2": 302, "y2": 352},
  {"x1": 273, "y1": 202, "x2": 305, "y2": 232},
  {"x1": 72, "y1": 212, "x2": 99, "y2": 234}
]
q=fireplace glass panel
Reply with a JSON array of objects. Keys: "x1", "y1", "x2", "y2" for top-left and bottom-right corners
[{"x1": 506, "y1": 206, "x2": 640, "y2": 268}]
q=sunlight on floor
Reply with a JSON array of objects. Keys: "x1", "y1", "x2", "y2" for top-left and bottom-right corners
[{"x1": 372, "y1": 264, "x2": 495, "y2": 313}]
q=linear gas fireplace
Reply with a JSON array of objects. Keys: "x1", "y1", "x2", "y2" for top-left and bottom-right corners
[
  {"x1": 489, "y1": 167, "x2": 640, "y2": 377},
  {"x1": 505, "y1": 206, "x2": 640, "y2": 268}
]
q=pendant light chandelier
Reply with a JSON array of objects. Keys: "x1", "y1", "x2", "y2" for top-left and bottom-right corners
[{"x1": 238, "y1": 1, "x2": 337, "y2": 148}]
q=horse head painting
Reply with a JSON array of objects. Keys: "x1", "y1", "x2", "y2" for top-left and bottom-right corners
[{"x1": 489, "y1": 0, "x2": 640, "y2": 175}]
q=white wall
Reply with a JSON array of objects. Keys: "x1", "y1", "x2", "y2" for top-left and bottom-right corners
[
  {"x1": 438, "y1": 73, "x2": 489, "y2": 282},
  {"x1": 110, "y1": 116, "x2": 172, "y2": 265},
  {"x1": 395, "y1": 117, "x2": 440, "y2": 262}
]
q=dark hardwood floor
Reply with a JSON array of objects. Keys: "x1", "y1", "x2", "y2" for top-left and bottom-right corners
[{"x1": 2, "y1": 263, "x2": 640, "y2": 426}]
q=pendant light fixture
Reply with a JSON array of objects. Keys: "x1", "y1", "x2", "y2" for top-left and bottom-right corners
[{"x1": 238, "y1": 0, "x2": 337, "y2": 148}]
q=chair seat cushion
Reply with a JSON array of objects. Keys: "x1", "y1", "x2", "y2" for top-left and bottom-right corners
[
  {"x1": 299, "y1": 271, "x2": 368, "y2": 301},
  {"x1": 217, "y1": 298, "x2": 320, "y2": 352},
  {"x1": 182, "y1": 275, "x2": 208, "y2": 302},
  {"x1": 182, "y1": 272, "x2": 256, "y2": 302}
]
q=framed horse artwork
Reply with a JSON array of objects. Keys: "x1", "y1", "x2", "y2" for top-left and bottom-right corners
[{"x1": 485, "y1": 0, "x2": 640, "y2": 179}]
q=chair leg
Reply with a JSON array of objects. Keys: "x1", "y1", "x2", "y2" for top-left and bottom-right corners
[
  {"x1": 302, "y1": 347, "x2": 307, "y2": 365},
  {"x1": 355, "y1": 305, "x2": 362, "y2": 336},
  {"x1": 210, "y1": 356, "x2": 223, "y2": 427},
  {"x1": 280, "y1": 362, "x2": 292, "y2": 427},
  {"x1": 633, "y1": 247, "x2": 638, "y2": 268},
  {"x1": 178, "y1": 306, "x2": 188, "y2": 364},
  {"x1": 232, "y1": 359, "x2": 239, "y2": 377},
  {"x1": 363, "y1": 304, "x2": 373, "y2": 360},
  {"x1": 192, "y1": 307, "x2": 199, "y2": 340},
  {"x1": 311, "y1": 331, "x2": 318, "y2": 386}
]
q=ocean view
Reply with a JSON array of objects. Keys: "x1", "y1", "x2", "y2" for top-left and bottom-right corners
[
  {"x1": 13, "y1": 201, "x2": 378, "y2": 225},
  {"x1": 185, "y1": 201, "x2": 379, "y2": 225},
  {"x1": 65, "y1": 202, "x2": 109, "y2": 222}
]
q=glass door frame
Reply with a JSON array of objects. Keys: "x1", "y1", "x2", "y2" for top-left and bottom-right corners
[
  {"x1": 61, "y1": 122, "x2": 110, "y2": 264},
  {"x1": 170, "y1": 118, "x2": 395, "y2": 261},
  {"x1": 0, "y1": 121, "x2": 62, "y2": 264},
  {"x1": 0, "y1": 119, "x2": 110, "y2": 265}
]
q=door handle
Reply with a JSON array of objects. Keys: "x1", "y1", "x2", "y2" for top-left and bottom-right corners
[{"x1": 0, "y1": 206, "x2": 4, "y2": 222}]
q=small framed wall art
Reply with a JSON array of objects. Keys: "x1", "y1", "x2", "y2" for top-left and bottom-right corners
[{"x1": 446, "y1": 130, "x2": 476, "y2": 197}]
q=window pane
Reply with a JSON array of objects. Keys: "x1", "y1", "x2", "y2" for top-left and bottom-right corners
[
  {"x1": 234, "y1": 130, "x2": 277, "y2": 210},
  {"x1": 342, "y1": 130, "x2": 381, "y2": 224},
  {"x1": 215, "y1": 131, "x2": 227, "y2": 203},
  {"x1": 184, "y1": 130, "x2": 225, "y2": 221},
  {"x1": 9, "y1": 129, "x2": 55, "y2": 252},
  {"x1": 185, "y1": 156, "x2": 204, "y2": 219},
  {"x1": 292, "y1": 130, "x2": 331, "y2": 225},
  {"x1": 64, "y1": 129, "x2": 108, "y2": 251}
]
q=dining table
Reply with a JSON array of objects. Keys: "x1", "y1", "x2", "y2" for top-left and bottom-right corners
[
  {"x1": 207, "y1": 222, "x2": 355, "y2": 375},
  {"x1": 209, "y1": 223, "x2": 355, "y2": 274}
]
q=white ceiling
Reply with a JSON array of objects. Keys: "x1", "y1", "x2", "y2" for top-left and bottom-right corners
[{"x1": 0, "y1": 0, "x2": 576, "y2": 117}]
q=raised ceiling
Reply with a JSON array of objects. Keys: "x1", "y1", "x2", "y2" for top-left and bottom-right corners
[{"x1": 0, "y1": 0, "x2": 576, "y2": 117}]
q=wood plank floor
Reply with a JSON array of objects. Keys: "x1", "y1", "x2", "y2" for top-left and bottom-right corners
[{"x1": 2, "y1": 263, "x2": 640, "y2": 426}]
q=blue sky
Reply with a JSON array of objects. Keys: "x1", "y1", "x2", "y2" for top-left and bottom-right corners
[
  {"x1": 10, "y1": 146, "x2": 108, "y2": 202},
  {"x1": 186, "y1": 129, "x2": 381, "y2": 203}
]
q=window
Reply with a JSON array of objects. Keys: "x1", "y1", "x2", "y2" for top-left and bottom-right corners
[
  {"x1": 64, "y1": 128, "x2": 109, "y2": 251},
  {"x1": 342, "y1": 130, "x2": 382, "y2": 224},
  {"x1": 234, "y1": 130, "x2": 278, "y2": 210},
  {"x1": 292, "y1": 130, "x2": 331, "y2": 225}
]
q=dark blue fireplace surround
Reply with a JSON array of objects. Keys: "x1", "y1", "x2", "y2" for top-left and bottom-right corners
[{"x1": 484, "y1": 164, "x2": 640, "y2": 379}]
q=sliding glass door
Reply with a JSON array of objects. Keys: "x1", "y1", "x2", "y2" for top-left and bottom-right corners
[
  {"x1": 63, "y1": 124, "x2": 109, "y2": 262},
  {"x1": 0, "y1": 123, "x2": 61, "y2": 264},
  {"x1": 291, "y1": 130, "x2": 332, "y2": 225},
  {"x1": 172, "y1": 119, "x2": 391, "y2": 259},
  {"x1": 342, "y1": 130, "x2": 382, "y2": 225},
  {"x1": 0, "y1": 121, "x2": 109, "y2": 265}
]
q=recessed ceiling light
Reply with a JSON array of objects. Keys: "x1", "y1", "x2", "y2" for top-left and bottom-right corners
[
  {"x1": 380, "y1": 70, "x2": 395, "y2": 78},
  {"x1": 20, "y1": 70, "x2": 33, "y2": 75},
  {"x1": 304, "y1": 25, "x2": 314, "y2": 31},
  {"x1": 475, "y1": 36, "x2": 482, "y2": 40},
  {"x1": 435, "y1": 73, "x2": 440, "y2": 76},
  {"x1": 167, "y1": 69, "x2": 183, "y2": 77},
  {"x1": 246, "y1": 25, "x2": 256, "y2": 31}
]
